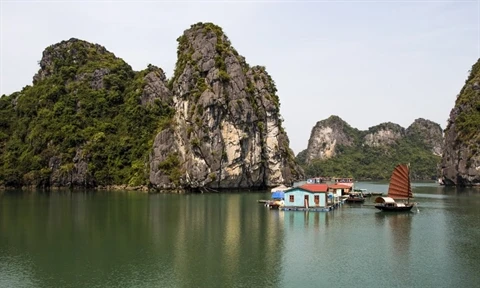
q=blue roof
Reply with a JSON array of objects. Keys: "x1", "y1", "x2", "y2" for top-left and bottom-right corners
[{"x1": 271, "y1": 191, "x2": 284, "y2": 199}]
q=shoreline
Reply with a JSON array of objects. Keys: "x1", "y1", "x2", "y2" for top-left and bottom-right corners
[{"x1": 0, "y1": 185, "x2": 273, "y2": 193}]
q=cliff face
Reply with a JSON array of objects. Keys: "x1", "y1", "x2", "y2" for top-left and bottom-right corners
[
  {"x1": 363, "y1": 122, "x2": 405, "y2": 147},
  {"x1": 149, "y1": 23, "x2": 303, "y2": 190},
  {"x1": 301, "y1": 115, "x2": 443, "y2": 180},
  {"x1": 406, "y1": 118, "x2": 443, "y2": 156},
  {"x1": 441, "y1": 59, "x2": 480, "y2": 186},
  {"x1": 0, "y1": 23, "x2": 303, "y2": 190},
  {"x1": 305, "y1": 117, "x2": 443, "y2": 161},
  {"x1": 305, "y1": 116, "x2": 357, "y2": 163}
]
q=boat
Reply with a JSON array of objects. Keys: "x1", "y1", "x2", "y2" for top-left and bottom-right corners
[
  {"x1": 363, "y1": 191, "x2": 383, "y2": 197},
  {"x1": 354, "y1": 188, "x2": 370, "y2": 196},
  {"x1": 344, "y1": 191, "x2": 365, "y2": 203},
  {"x1": 374, "y1": 164, "x2": 415, "y2": 212},
  {"x1": 437, "y1": 178, "x2": 445, "y2": 186},
  {"x1": 263, "y1": 184, "x2": 290, "y2": 209},
  {"x1": 267, "y1": 200, "x2": 284, "y2": 209}
]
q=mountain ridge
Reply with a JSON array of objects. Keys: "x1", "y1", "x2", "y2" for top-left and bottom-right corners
[
  {"x1": 0, "y1": 23, "x2": 304, "y2": 191},
  {"x1": 297, "y1": 115, "x2": 443, "y2": 180}
]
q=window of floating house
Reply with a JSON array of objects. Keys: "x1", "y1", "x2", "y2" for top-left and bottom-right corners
[
  {"x1": 314, "y1": 195, "x2": 319, "y2": 204},
  {"x1": 289, "y1": 195, "x2": 294, "y2": 202}
]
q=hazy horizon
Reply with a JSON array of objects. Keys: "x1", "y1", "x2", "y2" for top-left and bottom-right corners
[{"x1": 1, "y1": 0, "x2": 479, "y2": 154}]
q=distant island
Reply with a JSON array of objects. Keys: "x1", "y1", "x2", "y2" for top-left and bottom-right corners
[{"x1": 296, "y1": 116, "x2": 443, "y2": 181}]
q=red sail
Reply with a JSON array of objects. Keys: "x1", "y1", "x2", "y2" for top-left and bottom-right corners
[{"x1": 387, "y1": 164, "x2": 413, "y2": 199}]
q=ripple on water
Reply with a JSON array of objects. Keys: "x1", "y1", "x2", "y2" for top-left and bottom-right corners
[{"x1": 0, "y1": 254, "x2": 39, "y2": 288}]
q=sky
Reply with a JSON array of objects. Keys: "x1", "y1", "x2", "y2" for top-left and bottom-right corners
[{"x1": 1, "y1": 0, "x2": 479, "y2": 155}]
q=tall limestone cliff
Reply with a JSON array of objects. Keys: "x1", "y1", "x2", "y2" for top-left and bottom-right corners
[
  {"x1": 0, "y1": 23, "x2": 303, "y2": 190},
  {"x1": 406, "y1": 118, "x2": 443, "y2": 156},
  {"x1": 149, "y1": 23, "x2": 303, "y2": 190},
  {"x1": 300, "y1": 115, "x2": 443, "y2": 180},
  {"x1": 363, "y1": 122, "x2": 405, "y2": 147},
  {"x1": 441, "y1": 59, "x2": 480, "y2": 186},
  {"x1": 304, "y1": 116, "x2": 358, "y2": 163}
]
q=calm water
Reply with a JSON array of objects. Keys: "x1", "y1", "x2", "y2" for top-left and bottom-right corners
[{"x1": 1, "y1": 182, "x2": 479, "y2": 288}]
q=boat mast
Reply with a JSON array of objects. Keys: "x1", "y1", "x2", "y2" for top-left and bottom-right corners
[{"x1": 407, "y1": 163, "x2": 411, "y2": 204}]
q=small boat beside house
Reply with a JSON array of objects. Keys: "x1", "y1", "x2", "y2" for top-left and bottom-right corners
[
  {"x1": 374, "y1": 164, "x2": 416, "y2": 212},
  {"x1": 344, "y1": 191, "x2": 365, "y2": 203},
  {"x1": 354, "y1": 188, "x2": 368, "y2": 194},
  {"x1": 265, "y1": 184, "x2": 289, "y2": 209},
  {"x1": 349, "y1": 188, "x2": 383, "y2": 197}
]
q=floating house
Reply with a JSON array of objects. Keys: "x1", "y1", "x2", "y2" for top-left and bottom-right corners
[
  {"x1": 295, "y1": 176, "x2": 354, "y2": 188},
  {"x1": 331, "y1": 177, "x2": 354, "y2": 184},
  {"x1": 281, "y1": 184, "x2": 333, "y2": 211},
  {"x1": 328, "y1": 183, "x2": 354, "y2": 196},
  {"x1": 306, "y1": 177, "x2": 330, "y2": 184}
]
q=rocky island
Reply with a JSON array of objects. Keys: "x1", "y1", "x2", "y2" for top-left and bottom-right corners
[
  {"x1": 0, "y1": 22, "x2": 304, "y2": 191},
  {"x1": 441, "y1": 59, "x2": 480, "y2": 186},
  {"x1": 297, "y1": 116, "x2": 443, "y2": 180}
]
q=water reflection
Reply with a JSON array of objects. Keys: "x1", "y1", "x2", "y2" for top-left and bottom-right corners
[
  {"x1": 168, "y1": 193, "x2": 285, "y2": 287},
  {"x1": 0, "y1": 254, "x2": 38, "y2": 288},
  {"x1": 0, "y1": 191, "x2": 284, "y2": 288},
  {"x1": 2, "y1": 186, "x2": 480, "y2": 288},
  {"x1": 375, "y1": 212, "x2": 413, "y2": 258},
  {"x1": 285, "y1": 211, "x2": 331, "y2": 232},
  {"x1": 442, "y1": 194, "x2": 480, "y2": 287},
  {"x1": 374, "y1": 211, "x2": 414, "y2": 285}
]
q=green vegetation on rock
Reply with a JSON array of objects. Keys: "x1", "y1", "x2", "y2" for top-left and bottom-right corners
[
  {"x1": 451, "y1": 60, "x2": 480, "y2": 145},
  {"x1": 441, "y1": 58, "x2": 480, "y2": 186},
  {"x1": 1, "y1": 23, "x2": 304, "y2": 190},
  {"x1": 0, "y1": 39, "x2": 174, "y2": 188},
  {"x1": 301, "y1": 143, "x2": 440, "y2": 180},
  {"x1": 297, "y1": 119, "x2": 441, "y2": 180}
]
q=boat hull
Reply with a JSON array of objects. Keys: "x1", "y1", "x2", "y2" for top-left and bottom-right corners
[
  {"x1": 268, "y1": 204, "x2": 281, "y2": 209},
  {"x1": 374, "y1": 204, "x2": 414, "y2": 212},
  {"x1": 345, "y1": 198, "x2": 365, "y2": 203}
]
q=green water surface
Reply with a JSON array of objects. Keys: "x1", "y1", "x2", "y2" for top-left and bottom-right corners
[{"x1": 0, "y1": 182, "x2": 479, "y2": 287}]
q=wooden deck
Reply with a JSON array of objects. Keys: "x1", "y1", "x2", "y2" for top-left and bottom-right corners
[
  {"x1": 279, "y1": 200, "x2": 344, "y2": 212},
  {"x1": 259, "y1": 198, "x2": 345, "y2": 212}
]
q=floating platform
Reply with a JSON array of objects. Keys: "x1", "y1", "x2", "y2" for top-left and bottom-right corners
[
  {"x1": 279, "y1": 201, "x2": 344, "y2": 212},
  {"x1": 260, "y1": 199, "x2": 345, "y2": 212},
  {"x1": 280, "y1": 207, "x2": 332, "y2": 212},
  {"x1": 362, "y1": 192, "x2": 384, "y2": 197}
]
